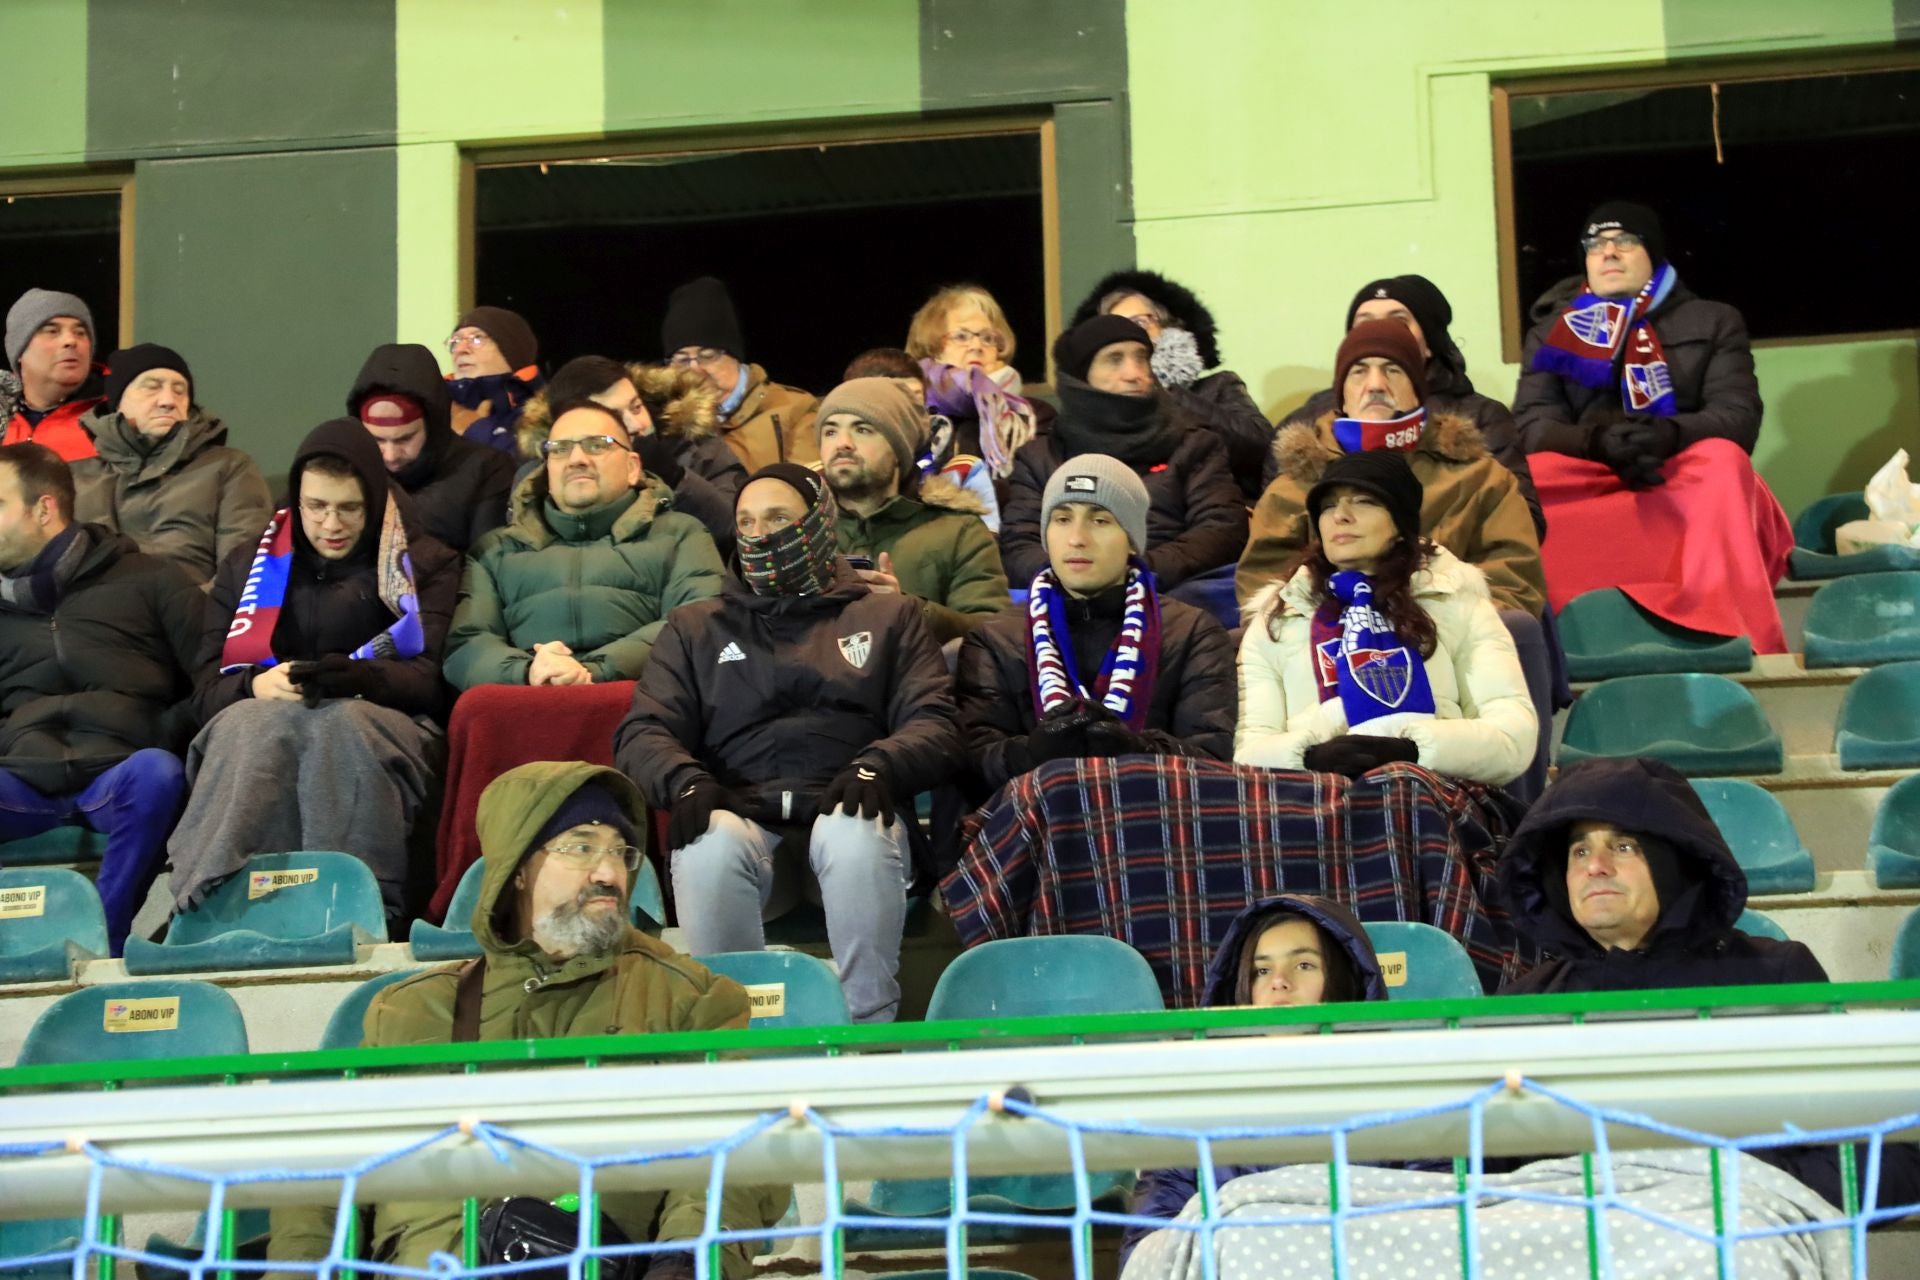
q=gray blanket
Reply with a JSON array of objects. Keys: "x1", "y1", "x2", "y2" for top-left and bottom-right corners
[{"x1": 1122, "y1": 1149, "x2": 1848, "y2": 1280}]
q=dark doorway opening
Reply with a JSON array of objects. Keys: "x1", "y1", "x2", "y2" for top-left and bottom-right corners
[{"x1": 0, "y1": 190, "x2": 122, "y2": 356}]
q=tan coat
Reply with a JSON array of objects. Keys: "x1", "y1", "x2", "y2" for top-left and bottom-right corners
[
  {"x1": 1236, "y1": 409, "x2": 1545, "y2": 617},
  {"x1": 718, "y1": 363, "x2": 818, "y2": 470}
]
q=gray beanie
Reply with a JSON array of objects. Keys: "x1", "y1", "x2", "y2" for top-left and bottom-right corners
[
  {"x1": 6, "y1": 289, "x2": 95, "y2": 372},
  {"x1": 1041, "y1": 453, "x2": 1149, "y2": 555}
]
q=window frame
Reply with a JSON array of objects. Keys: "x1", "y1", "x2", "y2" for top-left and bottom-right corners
[
  {"x1": 0, "y1": 169, "x2": 136, "y2": 349},
  {"x1": 462, "y1": 111, "x2": 1061, "y2": 387},
  {"x1": 1491, "y1": 48, "x2": 1920, "y2": 363}
]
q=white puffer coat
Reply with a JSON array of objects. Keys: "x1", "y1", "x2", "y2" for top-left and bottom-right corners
[{"x1": 1235, "y1": 546, "x2": 1537, "y2": 784}]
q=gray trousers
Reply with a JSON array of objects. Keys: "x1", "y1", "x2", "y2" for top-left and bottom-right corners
[
  {"x1": 672, "y1": 810, "x2": 910, "y2": 1023},
  {"x1": 167, "y1": 698, "x2": 441, "y2": 916}
]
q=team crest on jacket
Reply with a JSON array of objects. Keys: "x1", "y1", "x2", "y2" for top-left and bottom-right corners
[
  {"x1": 1346, "y1": 647, "x2": 1416, "y2": 709},
  {"x1": 838, "y1": 631, "x2": 873, "y2": 669}
]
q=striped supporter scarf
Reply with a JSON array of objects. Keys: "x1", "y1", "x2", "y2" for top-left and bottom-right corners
[
  {"x1": 1026, "y1": 560, "x2": 1161, "y2": 731},
  {"x1": 1529, "y1": 260, "x2": 1679, "y2": 415}
]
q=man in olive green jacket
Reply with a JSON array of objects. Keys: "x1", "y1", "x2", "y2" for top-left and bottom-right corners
[
  {"x1": 443, "y1": 400, "x2": 724, "y2": 690},
  {"x1": 817, "y1": 377, "x2": 1009, "y2": 646},
  {"x1": 268, "y1": 760, "x2": 778, "y2": 1279}
]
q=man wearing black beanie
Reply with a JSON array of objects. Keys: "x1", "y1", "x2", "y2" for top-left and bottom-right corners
[
  {"x1": 660, "y1": 275, "x2": 820, "y2": 472},
  {"x1": 1513, "y1": 197, "x2": 1788, "y2": 657}
]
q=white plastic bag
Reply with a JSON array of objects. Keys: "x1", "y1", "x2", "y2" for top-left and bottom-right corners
[{"x1": 1835, "y1": 449, "x2": 1920, "y2": 554}]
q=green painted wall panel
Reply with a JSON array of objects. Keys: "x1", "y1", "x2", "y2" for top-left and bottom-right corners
[
  {"x1": 134, "y1": 149, "x2": 398, "y2": 479},
  {"x1": 920, "y1": 0, "x2": 1125, "y2": 107},
  {"x1": 1052, "y1": 99, "x2": 1137, "y2": 323},
  {"x1": 86, "y1": 0, "x2": 396, "y2": 160},
  {"x1": 395, "y1": 0, "x2": 604, "y2": 144},
  {"x1": 0, "y1": 1, "x2": 89, "y2": 168},
  {"x1": 601, "y1": 0, "x2": 919, "y2": 130},
  {"x1": 1663, "y1": 0, "x2": 1894, "y2": 56}
]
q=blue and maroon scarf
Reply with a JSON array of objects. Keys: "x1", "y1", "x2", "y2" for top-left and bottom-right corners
[
  {"x1": 1331, "y1": 406, "x2": 1425, "y2": 454},
  {"x1": 1028, "y1": 560, "x2": 1161, "y2": 731},
  {"x1": 1307, "y1": 570, "x2": 1436, "y2": 726},
  {"x1": 1529, "y1": 261, "x2": 1679, "y2": 416},
  {"x1": 218, "y1": 501, "x2": 425, "y2": 673}
]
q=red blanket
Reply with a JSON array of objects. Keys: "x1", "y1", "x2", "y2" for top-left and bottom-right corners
[
  {"x1": 428, "y1": 682, "x2": 637, "y2": 920},
  {"x1": 1534, "y1": 439, "x2": 1792, "y2": 652}
]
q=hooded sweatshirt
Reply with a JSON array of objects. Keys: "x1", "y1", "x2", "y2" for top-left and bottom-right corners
[
  {"x1": 265, "y1": 762, "x2": 779, "y2": 1278},
  {"x1": 1120, "y1": 896, "x2": 1386, "y2": 1268},
  {"x1": 348, "y1": 343, "x2": 516, "y2": 553}
]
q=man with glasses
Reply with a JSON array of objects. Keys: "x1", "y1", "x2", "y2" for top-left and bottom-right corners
[
  {"x1": 445, "y1": 305, "x2": 544, "y2": 456},
  {"x1": 444, "y1": 399, "x2": 723, "y2": 690},
  {"x1": 660, "y1": 275, "x2": 819, "y2": 471},
  {"x1": 167, "y1": 420, "x2": 460, "y2": 930},
  {"x1": 1513, "y1": 200, "x2": 1790, "y2": 653},
  {"x1": 267, "y1": 761, "x2": 783, "y2": 1280}
]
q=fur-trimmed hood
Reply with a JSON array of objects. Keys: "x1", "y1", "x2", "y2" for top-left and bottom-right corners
[
  {"x1": 516, "y1": 363, "x2": 720, "y2": 459},
  {"x1": 909, "y1": 469, "x2": 988, "y2": 518},
  {"x1": 0, "y1": 370, "x2": 21, "y2": 424},
  {"x1": 1068, "y1": 268, "x2": 1221, "y2": 370},
  {"x1": 1271, "y1": 408, "x2": 1489, "y2": 485}
]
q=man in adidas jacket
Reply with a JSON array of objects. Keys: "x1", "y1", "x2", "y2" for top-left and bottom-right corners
[{"x1": 615, "y1": 463, "x2": 963, "y2": 1023}]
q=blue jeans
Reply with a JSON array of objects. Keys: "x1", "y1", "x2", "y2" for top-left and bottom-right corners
[{"x1": 0, "y1": 749, "x2": 187, "y2": 955}]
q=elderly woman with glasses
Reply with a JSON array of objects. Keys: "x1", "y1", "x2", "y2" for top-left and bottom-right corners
[{"x1": 904, "y1": 283, "x2": 1047, "y2": 490}]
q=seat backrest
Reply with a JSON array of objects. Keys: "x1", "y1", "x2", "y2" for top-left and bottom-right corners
[
  {"x1": 0, "y1": 867, "x2": 108, "y2": 960},
  {"x1": 441, "y1": 859, "x2": 487, "y2": 933},
  {"x1": 169, "y1": 852, "x2": 387, "y2": 946},
  {"x1": 1359, "y1": 921, "x2": 1484, "y2": 1001},
  {"x1": 631, "y1": 859, "x2": 666, "y2": 932},
  {"x1": 320, "y1": 969, "x2": 426, "y2": 1049},
  {"x1": 1839, "y1": 662, "x2": 1920, "y2": 740},
  {"x1": 1806, "y1": 572, "x2": 1920, "y2": 641},
  {"x1": 697, "y1": 951, "x2": 849, "y2": 1028},
  {"x1": 1793, "y1": 493, "x2": 1870, "y2": 554},
  {"x1": 1872, "y1": 775, "x2": 1920, "y2": 855},
  {"x1": 1733, "y1": 909, "x2": 1790, "y2": 943},
  {"x1": 1688, "y1": 778, "x2": 1808, "y2": 867},
  {"x1": 927, "y1": 936, "x2": 1164, "y2": 1021},
  {"x1": 18, "y1": 980, "x2": 248, "y2": 1066},
  {"x1": 1567, "y1": 673, "x2": 1770, "y2": 752},
  {"x1": 1892, "y1": 908, "x2": 1920, "y2": 981}
]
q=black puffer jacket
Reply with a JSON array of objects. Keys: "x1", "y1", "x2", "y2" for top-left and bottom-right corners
[
  {"x1": 615, "y1": 565, "x2": 964, "y2": 825},
  {"x1": 955, "y1": 585, "x2": 1236, "y2": 794},
  {"x1": 1496, "y1": 756, "x2": 1822, "y2": 993},
  {"x1": 1512, "y1": 275, "x2": 1763, "y2": 459},
  {"x1": 0, "y1": 527, "x2": 207, "y2": 793},
  {"x1": 192, "y1": 419, "x2": 460, "y2": 724},
  {"x1": 347, "y1": 344, "x2": 515, "y2": 553},
  {"x1": 999, "y1": 377, "x2": 1248, "y2": 590}
]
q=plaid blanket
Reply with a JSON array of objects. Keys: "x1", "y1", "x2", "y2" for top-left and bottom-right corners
[{"x1": 940, "y1": 756, "x2": 1534, "y2": 1007}]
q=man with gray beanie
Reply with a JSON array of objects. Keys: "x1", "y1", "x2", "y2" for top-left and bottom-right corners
[
  {"x1": 817, "y1": 375, "x2": 1008, "y2": 645},
  {"x1": 3, "y1": 288, "x2": 104, "y2": 461},
  {"x1": 956, "y1": 452, "x2": 1236, "y2": 797},
  {"x1": 999, "y1": 313, "x2": 1246, "y2": 594}
]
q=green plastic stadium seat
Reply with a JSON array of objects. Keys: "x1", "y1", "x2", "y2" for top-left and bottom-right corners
[
  {"x1": 1789, "y1": 493, "x2": 1920, "y2": 580},
  {"x1": 1869, "y1": 776, "x2": 1920, "y2": 890},
  {"x1": 18, "y1": 978, "x2": 247, "y2": 1066},
  {"x1": 1891, "y1": 907, "x2": 1920, "y2": 980},
  {"x1": 1687, "y1": 779, "x2": 1817, "y2": 895},
  {"x1": 697, "y1": 951, "x2": 849, "y2": 1028},
  {"x1": 320, "y1": 969, "x2": 427, "y2": 1049},
  {"x1": 122, "y1": 852, "x2": 386, "y2": 976},
  {"x1": 1557, "y1": 674, "x2": 1783, "y2": 777},
  {"x1": 1836, "y1": 663, "x2": 1920, "y2": 771},
  {"x1": 846, "y1": 936, "x2": 1160, "y2": 1248},
  {"x1": 0, "y1": 823, "x2": 100, "y2": 867},
  {"x1": 0, "y1": 868, "x2": 108, "y2": 984},
  {"x1": 1802, "y1": 573, "x2": 1920, "y2": 669},
  {"x1": 409, "y1": 859, "x2": 666, "y2": 961},
  {"x1": 1734, "y1": 909, "x2": 1789, "y2": 942},
  {"x1": 1360, "y1": 921, "x2": 1485, "y2": 1000},
  {"x1": 1558, "y1": 589, "x2": 1752, "y2": 681}
]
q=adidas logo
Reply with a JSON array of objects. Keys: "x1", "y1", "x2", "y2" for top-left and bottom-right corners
[{"x1": 717, "y1": 642, "x2": 746, "y2": 665}]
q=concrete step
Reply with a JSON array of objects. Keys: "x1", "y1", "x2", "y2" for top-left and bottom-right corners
[{"x1": 1777, "y1": 580, "x2": 1816, "y2": 656}]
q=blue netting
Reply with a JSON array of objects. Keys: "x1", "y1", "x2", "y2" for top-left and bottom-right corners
[{"x1": 3, "y1": 1077, "x2": 1916, "y2": 1280}]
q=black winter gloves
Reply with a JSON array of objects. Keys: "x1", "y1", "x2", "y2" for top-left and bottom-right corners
[
  {"x1": 820, "y1": 759, "x2": 896, "y2": 826},
  {"x1": 286, "y1": 654, "x2": 378, "y2": 707},
  {"x1": 1083, "y1": 718, "x2": 1150, "y2": 758},
  {"x1": 667, "y1": 775, "x2": 734, "y2": 850},
  {"x1": 1302, "y1": 734, "x2": 1419, "y2": 778},
  {"x1": 635, "y1": 432, "x2": 686, "y2": 489},
  {"x1": 1592, "y1": 418, "x2": 1680, "y2": 489},
  {"x1": 1025, "y1": 700, "x2": 1106, "y2": 764}
]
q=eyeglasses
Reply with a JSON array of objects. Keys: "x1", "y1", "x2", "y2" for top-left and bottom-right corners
[
  {"x1": 1581, "y1": 231, "x2": 1644, "y2": 255},
  {"x1": 944, "y1": 328, "x2": 1005, "y2": 351},
  {"x1": 446, "y1": 331, "x2": 495, "y2": 355},
  {"x1": 666, "y1": 347, "x2": 729, "y2": 369},
  {"x1": 540, "y1": 434, "x2": 631, "y2": 458},
  {"x1": 543, "y1": 841, "x2": 643, "y2": 872},
  {"x1": 299, "y1": 498, "x2": 366, "y2": 521}
]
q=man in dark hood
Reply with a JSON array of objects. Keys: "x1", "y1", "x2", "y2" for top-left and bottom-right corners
[
  {"x1": 166, "y1": 419, "x2": 460, "y2": 924},
  {"x1": 1070, "y1": 267, "x2": 1276, "y2": 502},
  {"x1": 999, "y1": 314, "x2": 1247, "y2": 592},
  {"x1": 615, "y1": 463, "x2": 964, "y2": 1023},
  {"x1": 1494, "y1": 754, "x2": 1920, "y2": 1221},
  {"x1": 348, "y1": 342, "x2": 514, "y2": 553}
]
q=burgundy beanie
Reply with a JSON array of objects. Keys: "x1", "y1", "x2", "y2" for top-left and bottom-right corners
[
  {"x1": 457, "y1": 306, "x2": 538, "y2": 373},
  {"x1": 1333, "y1": 318, "x2": 1428, "y2": 406}
]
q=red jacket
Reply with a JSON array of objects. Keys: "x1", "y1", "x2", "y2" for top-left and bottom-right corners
[{"x1": 4, "y1": 395, "x2": 104, "y2": 460}]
